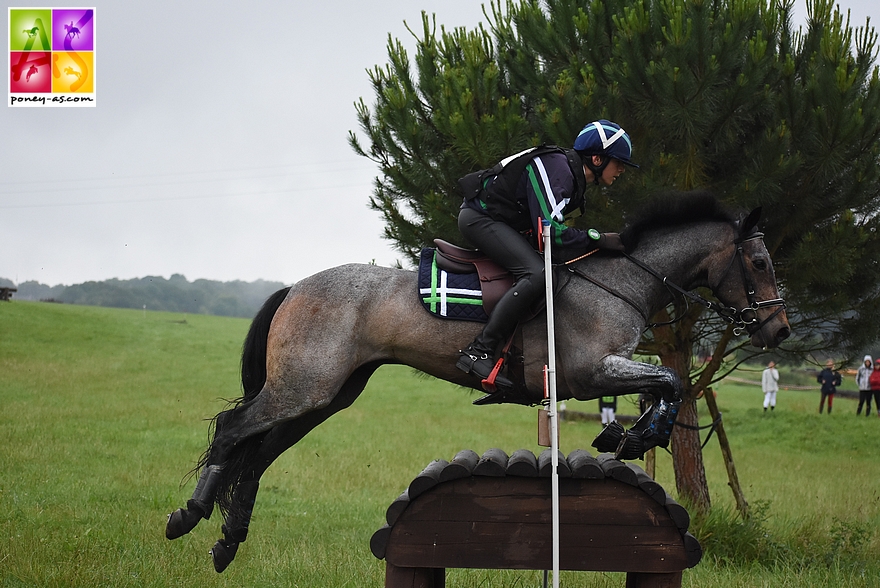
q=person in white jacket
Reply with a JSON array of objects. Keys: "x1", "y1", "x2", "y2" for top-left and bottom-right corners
[
  {"x1": 856, "y1": 355, "x2": 873, "y2": 416},
  {"x1": 762, "y1": 361, "x2": 779, "y2": 412}
]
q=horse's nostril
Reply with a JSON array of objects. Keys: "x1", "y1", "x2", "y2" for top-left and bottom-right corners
[{"x1": 776, "y1": 327, "x2": 791, "y2": 343}]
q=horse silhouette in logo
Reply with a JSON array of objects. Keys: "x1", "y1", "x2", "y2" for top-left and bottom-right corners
[
  {"x1": 26, "y1": 65, "x2": 38, "y2": 82},
  {"x1": 23, "y1": 27, "x2": 39, "y2": 38},
  {"x1": 64, "y1": 66, "x2": 81, "y2": 80},
  {"x1": 64, "y1": 22, "x2": 80, "y2": 40}
]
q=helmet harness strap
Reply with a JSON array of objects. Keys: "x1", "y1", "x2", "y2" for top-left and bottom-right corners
[{"x1": 583, "y1": 154, "x2": 611, "y2": 185}]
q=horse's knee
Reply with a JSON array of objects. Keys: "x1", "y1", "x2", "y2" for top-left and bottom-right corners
[
  {"x1": 644, "y1": 366, "x2": 683, "y2": 403},
  {"x1": 663, "y1": 369, "x2": 684, "y2": 402}
]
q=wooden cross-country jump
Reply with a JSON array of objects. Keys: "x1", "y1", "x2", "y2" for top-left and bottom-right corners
[{"x1": 371, "y1": 448, "x2": 702, "y2": 588}]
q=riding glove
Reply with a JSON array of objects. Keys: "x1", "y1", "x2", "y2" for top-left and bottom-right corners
[{"x1": 596, "y1": 232, "x2": 625, "y2": 251}]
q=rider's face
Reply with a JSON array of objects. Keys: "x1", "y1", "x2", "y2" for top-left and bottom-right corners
[
  {"x1": 599, "y1": 158, "x2": 626, "y2": 186},
  {"x1": 586, "y1": 156, "x2": 626, "y2": 186}
]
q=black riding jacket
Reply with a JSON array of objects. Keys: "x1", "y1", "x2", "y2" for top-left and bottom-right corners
[{"x1": 462, "y1": 151, "x2": 599, "y2": 251}]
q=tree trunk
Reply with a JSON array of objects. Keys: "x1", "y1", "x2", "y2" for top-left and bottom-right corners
[
  {"x1": 651, "y1": 305, "x2": 712, "y2": 514},
  {"x1": 671, "y1": 397, "x2": 711, "y2": 514}
]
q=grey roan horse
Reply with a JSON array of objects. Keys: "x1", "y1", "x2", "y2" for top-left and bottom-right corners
[{"x1": 166, "y1": 193, "x2": 790, "y2": 572}]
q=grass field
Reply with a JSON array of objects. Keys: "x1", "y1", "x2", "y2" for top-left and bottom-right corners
[{"x1": 2, "y1": 300, "x2": 879, "y2": 587}]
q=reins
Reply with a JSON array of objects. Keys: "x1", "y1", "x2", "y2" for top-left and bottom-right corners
[
  {"x1": 561, "y1": 231, "x2": 786, "y2": 335},
  {"x1": 564, "y1": 263, "x2": 651, "y2": 325}
]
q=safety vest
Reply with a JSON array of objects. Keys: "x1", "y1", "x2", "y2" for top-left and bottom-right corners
[{"x1": 457, "y1": 145, "x2": 588, "y2": 232}]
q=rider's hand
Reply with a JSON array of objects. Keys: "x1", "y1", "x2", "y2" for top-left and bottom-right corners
[{"x1": 597, "y1": 232, "x2": 626, "y2": 251}]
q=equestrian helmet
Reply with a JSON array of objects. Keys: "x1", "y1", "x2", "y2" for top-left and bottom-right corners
[{"x1": 574, "y1": 120, "x2": 639, "y2": 168}]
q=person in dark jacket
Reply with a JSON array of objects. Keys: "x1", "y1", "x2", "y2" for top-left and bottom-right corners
[
  {"x1": 817, "y1": 359, "x2": 841, "y2": 414},
  {"x1": 456, "y1": 120, "x2": 637, "y2": 395}
]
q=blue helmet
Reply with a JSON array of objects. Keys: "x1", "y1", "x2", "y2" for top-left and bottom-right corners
[{"x1": 574, "y1": 120, "x2": 639, "y2": 168}]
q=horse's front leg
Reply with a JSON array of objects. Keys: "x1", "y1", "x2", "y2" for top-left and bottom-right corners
[{"x1": 583, "y1": 355, "x2": 683, "y2": 460}]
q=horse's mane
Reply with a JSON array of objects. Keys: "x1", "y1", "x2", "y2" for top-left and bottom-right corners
[{"x1": 620, "y1": 191, "x2": 739, "y2": 249}]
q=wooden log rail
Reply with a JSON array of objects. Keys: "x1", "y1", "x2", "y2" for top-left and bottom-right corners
[{"x1": 371, "y1": 448, "x2": 701, "y2": 588}]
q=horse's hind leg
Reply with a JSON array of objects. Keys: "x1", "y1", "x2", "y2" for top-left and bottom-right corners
[
  {"x1": 166, "y1": 393, "x2": 339, "y2": 544},
  {"x1": 207, "y1": 361, "x2": 381, "y2": 572},
  {"x1": 166, "y1": 462, "x2": 227, "y2": 539},
  {"x1": 585, "y1": 355, "x2": 683, "y2": 460},
  {"x1": 166, "y1": 379, "x2": 329, "y2": 541},
  {"x1": 207, "y1": 414, "x2": 330, "y2": 573},
  {"x1": 165, "y1": 394, "x2": 268, "y2": 541}
]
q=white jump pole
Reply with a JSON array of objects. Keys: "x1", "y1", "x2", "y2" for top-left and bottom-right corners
[{"x1": 542, "y1": 220, "x2": 561, "y2": 588}]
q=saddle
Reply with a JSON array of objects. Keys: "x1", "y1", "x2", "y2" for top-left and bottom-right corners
[
  {"x1": 417, "y1": 240, "x2": 547, "y2": 406},
  {"x1": 431, "y1": 239, "x2": 513, "y2": 315}
]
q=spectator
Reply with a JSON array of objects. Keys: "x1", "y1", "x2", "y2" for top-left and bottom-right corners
[
  {"x1": 856, "y1": 355, "x2": 873, "y2": 416},
  {"x1": 870, "y1": 359, "x2": 880, "y2": 418},
  {"x1": 762, "y1": 361, "x2": 779, "y2": 412},
  {"x1": 599, "y1": 395, "x2": 617, "y2": 425},
  {"x1": 817, "y1": 360, "x2": 841, "y2": 414}
]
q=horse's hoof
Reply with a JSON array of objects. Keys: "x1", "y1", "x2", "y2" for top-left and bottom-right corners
[
  {"x1": 165, "y1": 508, "x2": 203, "y2": 540},
  {"x1": 210, "y1": 539, "x2": 239, "y2": 573},
  {"x1": 614, "y1": 429, "x2": 646, "y2": 461},
  {"x1": 592, "y1": 421, "x2": 625, "y2": 452}
]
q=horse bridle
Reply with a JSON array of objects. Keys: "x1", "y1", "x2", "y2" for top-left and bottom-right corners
[
  {"x1": 712, "y1": 231, "x2": 787, "y2": 338},
  {"x1": 565, "y1": 230, "x2": 786, "y2": 337}
]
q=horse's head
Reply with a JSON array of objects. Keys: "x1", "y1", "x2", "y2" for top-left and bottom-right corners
[{"x1": 709, "y1": 207, "x2": 790, "y2": 348}]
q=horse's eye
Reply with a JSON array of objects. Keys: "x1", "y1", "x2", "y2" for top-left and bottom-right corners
[{"x1": 753, "y1": 258, "x2": 768, "y2": 271}]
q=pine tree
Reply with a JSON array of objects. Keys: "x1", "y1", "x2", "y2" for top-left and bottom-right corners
[{"x1": 351, "y1": 0, "x2": 880, "y2": 515}]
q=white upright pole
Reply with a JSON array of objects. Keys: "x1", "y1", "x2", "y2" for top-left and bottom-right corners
[{"x1": 542, "y1": 220, "x2": 560, "y2": 588}]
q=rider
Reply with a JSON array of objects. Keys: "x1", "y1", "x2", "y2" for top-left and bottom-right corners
[{"x1": 456, "y1": 120, "x2": 638, "y2": 394}]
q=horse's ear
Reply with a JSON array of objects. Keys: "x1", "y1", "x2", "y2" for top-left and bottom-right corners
[{"x1": 741, "y1": 207, "x2": 762, "y2": 234}]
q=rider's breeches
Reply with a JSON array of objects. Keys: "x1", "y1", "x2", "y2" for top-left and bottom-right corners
[{"x1": 459, "y1": 207, "x2": 545, "y2": 354}]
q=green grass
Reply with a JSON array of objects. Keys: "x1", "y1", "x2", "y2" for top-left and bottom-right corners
[{"x1": 1, "y1": 301, "x2": 879, "y2": 587}]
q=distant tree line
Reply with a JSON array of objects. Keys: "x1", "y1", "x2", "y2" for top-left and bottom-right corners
[{"x1": 0, "y1": 274, "x2": 286, "y2": 318}]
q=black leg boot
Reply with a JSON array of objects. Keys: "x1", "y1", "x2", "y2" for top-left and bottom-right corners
[{"x1": 457, "y1": 341, "x2": 514, "y2": 394}]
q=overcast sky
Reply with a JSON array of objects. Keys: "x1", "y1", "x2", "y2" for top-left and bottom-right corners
[{"x1": 2, "y1": 1, "x2": 876, "y2": 287}]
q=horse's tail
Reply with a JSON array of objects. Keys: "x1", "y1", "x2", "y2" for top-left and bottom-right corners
[
  {"x1": 240, "y1": 286, "x2": 291, "y2": 402},
  {"x1": 197, "y1": 286, "x2": 291, "y2": 516}
]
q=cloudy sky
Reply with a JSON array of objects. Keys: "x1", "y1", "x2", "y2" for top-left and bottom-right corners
[{"x1": 2, "y1": 0, "x2": 876, "y2": 287}]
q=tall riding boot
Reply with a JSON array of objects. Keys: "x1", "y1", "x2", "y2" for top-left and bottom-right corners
[{"x1": 457, "y1": 277, "x2": 539, "y2": 394}]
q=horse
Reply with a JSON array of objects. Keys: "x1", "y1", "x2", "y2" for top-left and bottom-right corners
[
  {"x1": 64, "y1": 23, "x2": 80, "y2": 39},
  {"x1": 63, "y1": 66, "x2": 81, "y2": 80},
  {"x1": 165, "y1": 192, "x2": 790, "y2": 572}
]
